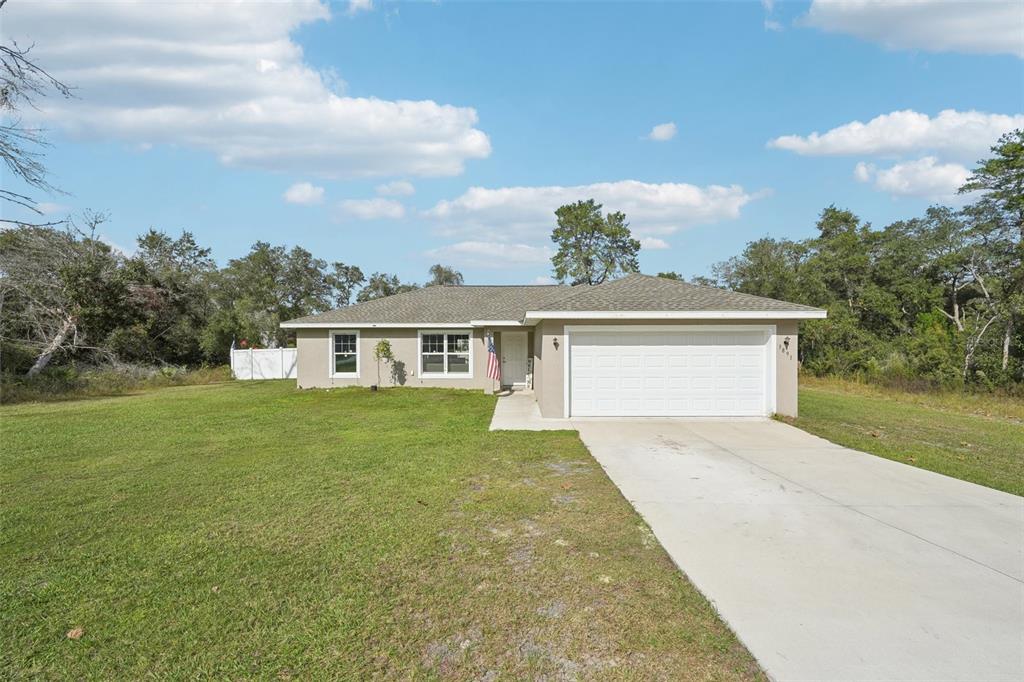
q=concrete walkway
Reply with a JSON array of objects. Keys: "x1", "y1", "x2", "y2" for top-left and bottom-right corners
[
  {"x1": 575, "y1": 419, "x2": 1024, "y2": 681},
  {"x1": 488, "y1": 391, "x2": 573, "y2": 430}
]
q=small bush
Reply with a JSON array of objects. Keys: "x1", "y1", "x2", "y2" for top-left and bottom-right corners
[{"x1": 0, "y1": 363, "x2": 232, "y2": 404}]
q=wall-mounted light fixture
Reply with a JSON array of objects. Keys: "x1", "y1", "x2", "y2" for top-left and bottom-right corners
[
  {"x1": 783, "y1": 336, "x2": 791, "y2": 351},
  {"x1": 553, "y1": 337, "x2": 560, "y2": 350}
]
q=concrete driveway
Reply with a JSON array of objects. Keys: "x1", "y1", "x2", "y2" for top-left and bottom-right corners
[{"x1": 575, "y1": 419, "x2": 1024, "y2": 682}]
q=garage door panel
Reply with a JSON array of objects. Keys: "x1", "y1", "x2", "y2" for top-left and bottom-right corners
[
  {"x1": 574, "y1": 377, "x2": 594, "y2": 390},
  {"x1": 739, "y1": 376, "x2": 760, "y2": 390},
  {"x1": 569, "y1": 329, "x2": 770, "y2": 417},
  {"x1": 691, "y1": 376, "x2": 713, "y2": 390},
  {"x1": 644, "y1": 355, "x2": 666, "y2": 369}
]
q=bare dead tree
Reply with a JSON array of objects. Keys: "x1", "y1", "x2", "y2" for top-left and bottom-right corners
[
  {"x1": 1, "y1": 1, "x2": 74, "y2": 225},
  {"x1": 0, "y1": 211, "x2": 113, "y2": 376},
  {"x1": 958, "y1": 248, "x2": 1005, "y2": 380}
]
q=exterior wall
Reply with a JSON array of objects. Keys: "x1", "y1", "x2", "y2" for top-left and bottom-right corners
[
  {"x1": 296, "y1": 320, "x2": 803, "y2": 417},
  {"x1": 533, "y1": 325, "x2": 545, "y2": 401},
  {"x1": 534, "y1": 320, "x2": 562, "y2": 418},
  {"x1": 774, "y1": 320, "x2": 799, "y2": 417},
  {"x1": 534, "y1": 318, "x2": 802, "y2": 419},
  {"x1": 295, "y1": 326, "x2": 533, "y2": 391},
  {"x1": 296, "y1": 328, "x2": 489, "y2": 389}
]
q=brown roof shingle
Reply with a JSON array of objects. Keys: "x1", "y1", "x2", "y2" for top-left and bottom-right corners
[
  {"x1": 531, "y1": 273, "x2": 823, "y2": 313},
  {"x1": 281, "y1": 273, "x2": 822, "y2": 326},
  {"x1": 281, "y1": 285, "x2": 571, "y2": 325}
]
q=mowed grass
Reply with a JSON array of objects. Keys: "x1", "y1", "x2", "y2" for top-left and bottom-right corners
[
  {"x1": 1, "y1": 382, "x2": 762, "y2": 680},
  {"x1": 785, "y1": 377, "x2": 1024, "y2": 496}
]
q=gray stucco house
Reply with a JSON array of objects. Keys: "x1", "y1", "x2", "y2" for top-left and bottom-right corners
[{"x1": 280, "y1": 273, "x2": 826, "y2": 418}]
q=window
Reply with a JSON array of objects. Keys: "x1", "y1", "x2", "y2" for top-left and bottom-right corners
[
  {"x1": 330, "y1": 330, "x2": 359, "y2": 377},
  {"x1": 420, "y1": 331, "x2": 472, "y2": 377}
]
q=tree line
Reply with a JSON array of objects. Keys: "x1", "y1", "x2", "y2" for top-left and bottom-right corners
[
  {"x1": 0, "y1": 217, "x2": 463, "y2": 377},
  {"x1": 657, "y1": 132, "x2": 1022, "y2": 389}
]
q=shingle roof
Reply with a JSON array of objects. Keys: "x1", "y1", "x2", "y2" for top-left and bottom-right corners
[
  {"x1": 282, "y1": 285, "x2": 571, "y2": 325},
  {"x1": 531, "y1": 273, "x2": 823, "y2": 313},
  {"x1": 281, "y1": 273, "x2": 822, "y2": 326}
]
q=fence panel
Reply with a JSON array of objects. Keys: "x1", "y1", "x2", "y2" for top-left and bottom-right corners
[{"x1": 231, "y1": 348, "x2": 297, "y2": 380}]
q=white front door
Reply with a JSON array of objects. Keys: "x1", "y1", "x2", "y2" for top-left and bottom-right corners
[
  {"x1": 500, "y1": 332, "x2": 528, "y2": 386},
  {"x1": 568, "y1": 328, "x2": 773, "y2": 417}
]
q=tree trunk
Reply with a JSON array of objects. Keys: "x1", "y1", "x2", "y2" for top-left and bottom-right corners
[
  {"x1": 1003, "y1": 318, "x2": 1013, "y2": 371},
  {"x1": 26, "y1": 316, "x2": 75, "y2": 377},
  {"x1": 962, "y1": 315, "x2": 997, "y2": 381}
]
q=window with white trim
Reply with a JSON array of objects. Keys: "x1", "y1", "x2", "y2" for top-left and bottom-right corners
[
  {"x1": 420, "y1": 331, "x2": 471, "y2": 376},
  {"x1": 331, "y1": 330, "x2": 359, "y2": 377}
]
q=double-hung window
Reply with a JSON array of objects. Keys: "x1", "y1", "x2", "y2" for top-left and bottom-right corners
[
  {"x1": 330, "y1": 330, "x2": 359, "y2": 378},
  {"x1": 420, "y1": 331, "x2": 472, "y2": 377}
]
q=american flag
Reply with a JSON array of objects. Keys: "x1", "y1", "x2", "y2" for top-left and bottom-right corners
[{"x1": 486, "y1": 333, "x2": 501, "y2": 383}]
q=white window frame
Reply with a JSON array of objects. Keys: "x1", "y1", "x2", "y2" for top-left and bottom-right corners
[
  {"x1": 418, "y1": 329, "x2": 474, "y2": 379},
  {"x1": 329, "y1": 329, "x2": 360, "y2": 379}
]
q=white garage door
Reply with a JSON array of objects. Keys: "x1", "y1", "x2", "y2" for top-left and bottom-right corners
[{"x1": 568, "y1": 328, "x2": 773, "y2": 417}]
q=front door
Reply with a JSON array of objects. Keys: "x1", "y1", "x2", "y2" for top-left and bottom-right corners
[{"x1": 500, "y1": 332, "x2": 528, "y2": 386}]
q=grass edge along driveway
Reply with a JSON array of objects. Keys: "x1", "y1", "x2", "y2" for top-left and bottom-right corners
[
  {"x1": 784, "y1": 377, "x2": 1023, "y2": 497},
  {"x1": 2, "y1": 381, "x2": 763, "y2": 680}
]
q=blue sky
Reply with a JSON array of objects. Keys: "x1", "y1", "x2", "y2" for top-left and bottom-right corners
[{"x1": 3, "y1": 1, "x2": 1022, "y2": 284}]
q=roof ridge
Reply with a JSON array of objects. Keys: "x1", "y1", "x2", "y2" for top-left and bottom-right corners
[
  {"x1": 440, "y1": 284, "x2": 566, "y2": 288},
  {"x1": 623, "y1": 272, "x2": 820, "y2": 311},
  {"x1": 663, "y1": 275, "x2": 820, "y2": 310}
]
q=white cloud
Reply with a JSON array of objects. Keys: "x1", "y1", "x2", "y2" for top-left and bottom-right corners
[
  {"x1": 854, "y1": 157, "x2": 971, "y2": 198},
  {"x1": 802, "y1": 0, "x2": 1023, "y2": 58},
  {"x1": 425, "y1": 241, "x2": 552, "y2": 268},
  {"x1": 768, "y1": 109, "x2": 1024, "y2": 160},
  {"x1": 640, "y1": 237, "x2": 670, "y2": 250},
  {"x1": 647, "y1": 122, "x2": 678, "y2": 141},
  {"x1": 347, "y1": 0, "x2": 373, "y2": 16},
  {"x1": 426, "y1": 180, "x2": 759, "y2": 242},
  {"x1": 852, "y1": 161, "x2": 873, "y2": 183},
  {"x1": 36, "y1": 202, "x2": 70, "y2": 216},
  {"x1": 531, "y1": 275, "x2": 556, "y2": 285},
  {"x1": 762, "y1": 0, "x2": 783, "y2": 31},
  {"x1": 99, "y1": 234, "x2": 135, "y2": 257},
  {"x1": 375, "y1": 180, "x2": 415, "y2": 196},
  {"x1": 338, "y1": 198, "x2": 405, "y2": 220},
  {"x1": 283, "y1": 182, "x2": 325, "y2": 205},
  {"x1": 2, "y1": 1, "x2": 490, "y2": 178}
]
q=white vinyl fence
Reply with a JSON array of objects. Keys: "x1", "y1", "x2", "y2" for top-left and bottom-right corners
[{"x1": 231, "y1": 347, "x2": 297, "y2": 380}]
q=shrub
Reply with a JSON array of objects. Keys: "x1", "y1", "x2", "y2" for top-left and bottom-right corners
[{"x1": 0, "y1": 363, "x2": 232, "y2": 404}]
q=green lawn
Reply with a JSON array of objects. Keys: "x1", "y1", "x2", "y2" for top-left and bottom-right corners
[
  {"x1": 1, "y1": 382, "x2": 762, "y2": 680},
  {"x1": 786, "y1": 377, "x2": 1024, "y2": 496}
]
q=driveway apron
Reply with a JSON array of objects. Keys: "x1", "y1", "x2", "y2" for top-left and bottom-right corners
[{"x1": 574, "y1": 419, "x2": 1024, "y2": 681}]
